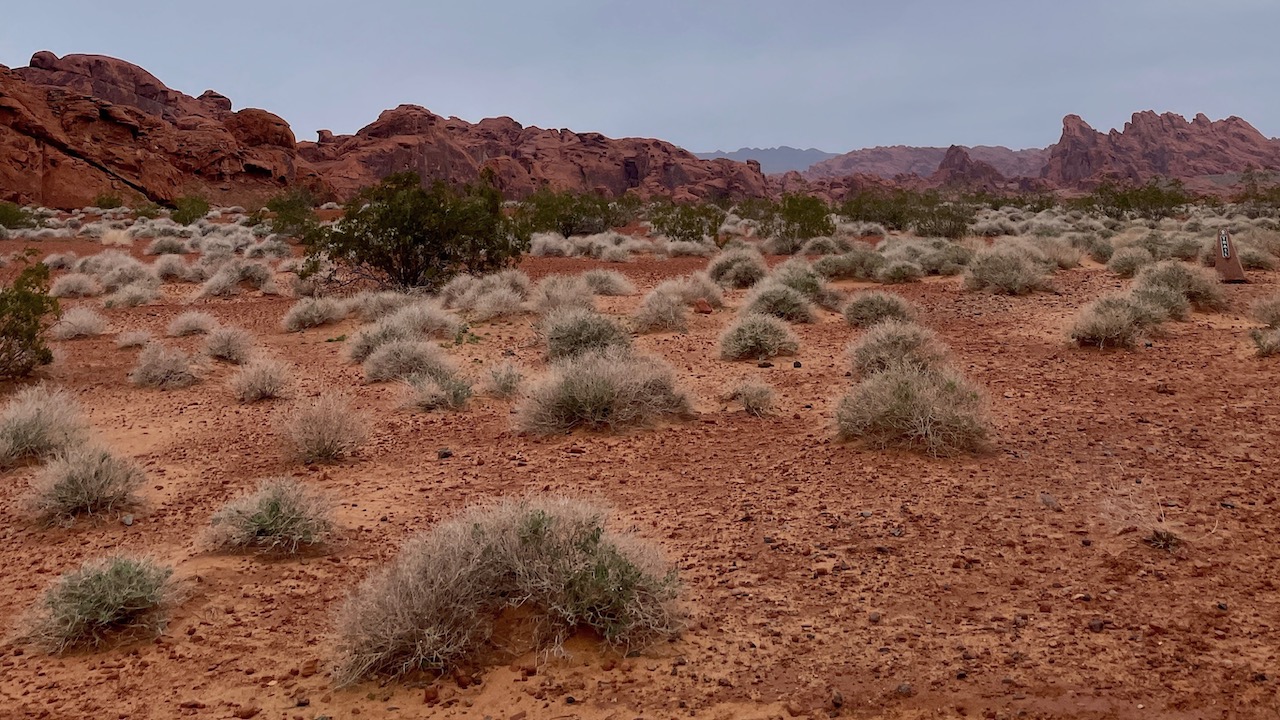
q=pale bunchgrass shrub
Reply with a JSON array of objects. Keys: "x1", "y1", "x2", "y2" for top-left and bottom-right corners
[
  {"x1": 166, "y1": 311, "x2": 217, "y2": 337},
  {"x1": 718, "y1": 314, "x2": 799, "y2": 360},
  {"x1": 653, "y1": 272, "x2": 724, "y2": 309},
  {"x1": 533, "y1": 275, "x2": 597, "y2": 314},
  {"x1": 799, "y1": 236, "x2": 846, "y2": 256},
  {"x1": 152, "y1": 254, "x2": 188, "y2": 282},
  {"x1": 115, "y1": 330, "x2": 152, "y2": 349},
  {"x1": 129, "y1": 344, "x2": 199, "y2": 390},
  {"x1": 204, "y1": 327, "x2": 253, "y2": 364},
  {"x1": 848, "y1": 320, "x2": 948, "y2": 377},
  {"x1": 1069, "y1": 295, "x2": 1163, "y2": 349},
  {"x1": 632, "y1": 289, "x2": 689, "y2": 334},
  {"x1": 529, "y1": 232, "x2": 572, "y2": 256},
  {"x1": 347, "y1": 291, "x2": 416, "y2": 322},
  {"x1": 1130, "y1": 285, "x2": 1190, "y2": 321},
  {"x1": 287, "y1": 393, "x2": 367, "y2": 463},
  {"x1": 664, "y1": 240, "x2": 717, "y2": 258},
  {"x1": 469, "y1": 287, "x2": 526, "y2": 321},
  {"x1": 363, "y1": 340, "x2": 456, "y2": 383},
  {"x1": 103, "y1": 282, "x2": 158, "y2": 308},
  {"x1": 1030, "y1": 237, "x2": 1083, "y2": 269},
  {"x1": 282, "y1": 297, "x2": 347, "y2": 332},
  {"x1": 209, "y1": 477, "x2": 333, "y2": 554},
  {"x1": 347, "y1": 301, "x2": 463, "y2": 362},
  {"x1": 843, "y1": 291, "x2": 915, "y2": 328},
  {"x1": 835, "y1": 363, "x2": 990, "y2": 456},
  {"x1": 42, "y1": 252, "x2": 77, "y2": 270},
  {"x1": 404, "y1": 373, "x2": 473, "y2": 412},
  {"x1": 543, "y1": 308, "x2": 632, "y2": 360},
  {"x1": 1250, "y1": 295, "x2": 1280, "y2": 329},
  {"x1": 333, "y1": 496, "x2": 680, "y2": 684},
  {"x1": 487, "y1": 362, "x2": 523, "y2": 398},
  {"x1": 517, "y1": 348, "x2": 691, "y2": 433},
  {"x1": 51, "y1": 307, "x2": 108, "y2": 340},
  {"x1": 963, "y1": 246, "x2": 1051, "y2": 295},
  {"x1": 1133, "y1": 261, "x2": 1226, "y2": 311},
  {"x1": 0, "y1": 386, "x2": 89, "y2": 468},
  {"x1": 230, "y1": 359, "x2": 290, "y2": 403},
  {"x1": 741, "y1": 281, "x2": 815, "y2": 323},
  {"x1": 813, "y1": 246, "x2": 884, "y2": 280},
  {"x1": 1107, "y1": 246, "x2": 1155, "y2": 278},
  {"x1": 20, "y1": 556, "x2": 173, "y2": 652},
  {"x1": 442, "y1": 270, "x2": 531, "y2": 313},
  {"x1": 26, "y1": 446, "x2": 144, "y2": 524},
  {"x1": 50, "y1": 273, "x2": 102, "y2": 298},
  {"x1": 143, "y1": 237, "x2": 189, "y2": 255},
  {"x1": 707, "y1": 248, "x2": 768, "y2": 288},
  {"x1": 582, "y1": 269, "x2": 636, "y2": 296},
  {"x1": 875, "y1": 259, "x2": 924, "y2": 285},
  {"x1": 725, "y1": 380, "x2": 775, "y2": 417},
  {"x1": 1251, "y1": 328, "x2": 1280, "y2": 357}
]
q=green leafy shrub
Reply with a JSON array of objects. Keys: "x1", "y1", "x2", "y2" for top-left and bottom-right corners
[
  {"x1": 333, "y1": 496, "x2": 680, "y2": 684},
  {"x1": 719, "y1": 314, "x2": 799, "y2": 360},
  {"x1": 171, "y1": 196, "x2": 210, "y2": 225},
  {"x1": 92, "y1": 192, "x2": 123, "y2": 210},
  {"x1": 0, "y1": 201, "x2": 36, "y2": 229},
  {"x1": 760, "y1": 194, "x2": 835, "y2": 247},
  {"x1": 21, "y1": 556, "x2": 174, "y2": 652},
  {"x1": 514, "y1": 189, "x2": 626, "y2": 238},
  {"x1": 266, "y1": 187, "x2": 319, "y2": 239},
  {"x1": 835, "y1": 363, "x2": 990, "y2": 456},
  {"x1": 0, "y1": 263, "x2": 60, "y2": 378},
  {"x1": 648, "y1": 202, "x2": 727, "y2": 243},
  {"x1": 210, "y1": 477, "x2": 333, "y2": 554}
]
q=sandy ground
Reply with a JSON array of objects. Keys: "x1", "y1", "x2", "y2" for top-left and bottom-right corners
[{"x1": 1, "y1": 238, "x2": 1278, "y2": 720}]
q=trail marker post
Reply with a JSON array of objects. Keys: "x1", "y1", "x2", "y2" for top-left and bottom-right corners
[{"x1": 1214, "y1": 229, "x2": 1246, "y2": 283}]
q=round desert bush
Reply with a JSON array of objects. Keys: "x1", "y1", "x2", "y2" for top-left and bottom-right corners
[
  {"x1": 165, "y1": 311, "x2": 217, "y2": 337},
  {"x1": 115, "y1": 330, "x2": 152, "y2": 349},
  {"x1": 725, "y1": 380, "x2": 775, "y2": 417},
  {"x1": 963, "y1": 246, "x2": 1050, "y2": 295},
  {"x1": 204, "y1": 326, "x2": 253, "y2": 364},
  {"x1": 209, "y1": 477, "x2": 333, "y2": 554},
  {"x1": 632, "y1": 289, "x2": 688, "y2": 334},
  {"x1": 1106, "y1": 246, "x2": 1155, "y2": 278},
  {"x1": 742, "y1": 281, "x2": 815, "y2": 323},
  {"x1": 1030, "y1": 237, "x2": 1083, "y2": 270},
  {"x1": 843, "y1": 291, "x2": 915, "y2": 328},
  {"x1": 813, "y1": 246, "x2": 884, "y2": 280},
  {"x1": 874, "y1": 259, "x2": 924, "y2": 285},
  {"x1": 27, "y1": 446, "x2": 144, "y2": 524},
  {"x1": 347, "y1": 290, "x2": 416, "y2": 322},
  {"x1": 543, "y1": 308, "x2": 632, "y2": 360},
  {"x1": 1251, "y1": 295, "x2": 1280, "y2": 329},
  {"x1": 707, "y1": 248, "x2": 768, "y2": 288},
  {"x1": 1251, "y1": 328, "x2": 1280, "y2": 357},
  {"x1": 719, "y1": 314, "x2": 799, "y2": 360},
  {"x1": 287, "y1": 393, "x2": 367, "y2": 463},
  {"x1": 21, "y1": 556, "x2": 173, "y2": 652},
  {"x1": 333, "y1": 496, "x2": 680, "y2": 684},
  {"x1": 848, "y1": 320, "x2": 948, "y2": 377},
  {"x1": 516, "y1": 348, "x2": 691, "y2": 434},
  {"x1": 347, "y1": 302, "x2": 463, "y2": 361},
  {"x1": 486, "y1": 362, "x2": 523, "y2": 399},
  {"x1": 652, "y1": 272, "x2": 724, "y2": 309},
  {"x1": 51, "y1": 307, "x2": 108, "y2": 340},
  {"x1": 1130, "y1": 284, "x2": 1190, "y2": 321},
  {"x1": 799, "y1": 236, "x2": 846, "y2": 256},
  {"x1": 0, "y1": 386, "x2": 89, "y2": 468},
  {"x1": 103, "y1": 283, "x2": 158, "y2": 308},
  {"x1": 771, "y1": 258, "x2": 828, "y2": 300},
  {"x1": 229, "y1": 359, "x2": 290, "y2": 403},
  {"x1": 50, "y1": 273, "x2": 102, "y2": 298},
  {"x1": 1133, "y1": 261, "x2": 1226, "y2": 311},
  {"x1": 143, "y1": 237, "x2": 189, "y2": 256},
  {"x1": 581, "y1": 269, "x2": 636, "y2": 296},
  {"x1": 468, "y1": 287, "x2": 525, "y2": 321},
  {"x1": 835, "y1": 363, "x2": 990, "y2": 456},
  {"x1": 152, "y1": 254, "x2": 188, "y2": 282},
  {"x1": 129, "y1": 344, "x2": 198, "y2": 390},
  {"x1": 404, "y1": 372, "x2": 474, "y2": 412},
  {"x1": 42, "y1": 252, "x2": 77, "y2": 270},
  {"x1": 282, "y1": 297, "x2": 347, "y2": 332},
  {"x1": 533, "y1": 275, "x2": 596, "y2": 314},
  {"x1": 1069, "y1": 295, "x2": 1162, "y2": 349},
  {"x1": 1238, "y1": 245, "x2": 1277, "y2": 270},
  {"x1": 363, "y1": 339, "x2": 455, "y2": 383},
  {"x1": 529, "y1": 232, "x2": 572, "y2": 257}
]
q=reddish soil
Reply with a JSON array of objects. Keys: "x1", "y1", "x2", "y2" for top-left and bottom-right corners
[{"x1": 1, "y1": 240, "x2": 1278, "y2": 720}]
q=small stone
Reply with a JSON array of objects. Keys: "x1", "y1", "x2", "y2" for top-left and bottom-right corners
[
  {"x1": 792, "y1": 361, "x2": 802, "y2": 368},
  {"x1": 829, "y1": 689, "x2": 844, "y2": 708},
  {"x1": 896, "y1": 682, "x2": 916, "y2": 697},
  {"x1": 785, "y1": 701, "x2": 806, "y2": 717},
  {"x1": 868, "y1": 612, "x2": 882, "y2": 624},
  {"x1": 437, "y1": 448, "x2": 453, "y2": 459},
  {"x1": 233, "y1": 706, "x2": 261, "y2": 719},
  {"x1": 121, "y1": 514, "x2": 134, "y2": 526},
  {"x1": 1088, "y1": 618, "x2": 1106, "y2": 633},
  {"x1": 757, "y1": 361, "x2": 773, "y2": 368},
  {"x1": 693, "y1": 298, "x2": 714, "y2": 314},
  {"x1": 565, "y1": 696, "x2": 576, "y2": 705}
]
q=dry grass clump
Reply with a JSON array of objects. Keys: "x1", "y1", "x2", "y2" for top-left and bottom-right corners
[
  {"x1": 1030, "y1": 237, "x2": 1083, "y2": 269},
  {"x1": 1251, "y1": 328, "x2": 1280, "y2": 357},
  {"x1": 719, "y1": 314, "x2": 799, "y2": 360},
  {"x1": 404, "y1": 373, "x2": 474, "y2": 412},
  {"x1": 347, "y1": 291, "x2": 416, "y2": 322},
  {"x1": 282, "y1": 297, "x2": 348, "y2": 332},
  {"x1": 42, "y1": 252, "x2": 77, "y2": 270},
  {"x1": 1107, "y1": 246, "x2": 1155, "y2": 278},
  {"x1": 848, "y1": 320, "x2": 948, "y2": 377},
  {"x1": 229, "y1": 359, "x2": 290, "y2": 403},
  {"x1": 209, "y1": 477, "x2": 333, "y2": 554},
  {"x1": 632, "y1": 289, "x2": 689, "y2": 334},
  {"x1": 103, "y1": 282, "x2": 159, "y2": 308},
  {"x1": 835, "y1": 363, "x2": 990, "y2": 456},
  {"x1": 129, "y1": 344, "x2": 198, "y2": 390},
  {"x1": 152, "y1": 254, "x2": 189, "y2": 282},
  {"x1": 486, "y1": 362, "x2": 523, "y2": 398},
  {"x1": 724, "y1": 380, "x2": 775, "y2": 417},
  {"x1": 533, "y1": 274, "x2": 597, "y2": 314},
  {"x1": 963, "y1": 246, "x2": 1051, "y2": 295},
  {"x1": 441, "y1": 270, "x2": 532, "y2": 321},
  {"x1": 51, "y1": 307, "x2": 108, "y2": 340},
  {"x1": 198, "y1": 259, "x2": 276, "y2": 297},
  {"x1": 165, "y1": 311, "x2": 217, "y2": 337},
  {"x1": 50, "y1": 273, "x2": 102, "y2": 298},
  {"x1": 333, "y1": 496, "x2": 680, "y2": 684},
  {"x1": 1133, "y1": 261, "x2": 1226, "y2": 312},
  {"x1": 347, "y1": 302, "x2": 463, "y2": 362},
  {"x1": 0, "y1": 386, "x2": 88, "y2": 468},
  {"x1": 115, "y1": 330, "x2": 152, "y2": 349},
  {"x1": 1250, "y1": 295, "x2": 1280, "y2": 329},
  {"x1": 517, "y1": 348, "x2": 691, "y2": 434},
  {"x1": 20, "y1": 556, "x2": 174, "y2": 652},
  {"x1": 287, "y1": 393, "x2": 367, "y2": 463},
  {"x1": 204, "y1": 327, "x2": 253, "y2": 364},
  {"x1": 843, "y1": 291, "x2": 915, "y2": 328},
  {"x1": 1069, "y1": 295, "x2": 1164, "y2": 349},
  {"x1": 543, "y1": 308, "x2": 632, "y2": 360},
  {"x1": 707, "y1": 248, "x2": 768, "y2": 288},
  {"x1": 742, "y1": 281, "x2": 815, "y2": 323},
  {"x1": 652, "y1": 272, "x2": 724, "y2": 309},
  {"x1": 143, "y1": 237, "x2": 189, "y2": 255},
  {"x1": 27, "y1": 446, "x2": 144, "y2": 524},
  {"x1": 1131, "y1": 285, "x2": 1191, "y2": 321},
  {"x1": 363, "y1": 340, "x2": 456, "y2": 383},
  {"x1": 582, "y1": 269, "x2": 636, "y2": 296},
  {"x1": 875, "y1": 259, "x2": 924, "y2": 285},
  {"x1": 813, "y1": 246, "x2": 884, "y2": 281}
]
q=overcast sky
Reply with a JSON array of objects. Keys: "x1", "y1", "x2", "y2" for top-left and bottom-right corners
[{"x1": 3, "y1": 1, "x2": 1278, "y2": 153}]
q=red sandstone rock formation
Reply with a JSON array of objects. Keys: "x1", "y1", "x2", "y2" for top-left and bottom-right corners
[
  {"x1": 929, "y1": 145, "x2": 1006, "y2": 191},
  {"x1": 805, "y1": 145, "x2": 1047, "y2": 181}
]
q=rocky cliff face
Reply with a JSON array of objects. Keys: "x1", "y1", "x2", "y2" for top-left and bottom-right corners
[
  {"x1": 929, "y1": 145, "x2": 1006, "y2": 191},
  {"x1": 297, "y1": 105, "x2": 770, "y2": 202},
  {"x1": 1041, "y1": 111, "x2": 1280, "y2": 188},
  {"x1": 0, "y1": 52, "x2": 318, "y2": 208},
  {"x1": 805, "y1": 145, "x2": 1048, "y2": 181}
]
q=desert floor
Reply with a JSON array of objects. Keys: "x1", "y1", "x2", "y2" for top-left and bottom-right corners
[{"x1": 1, "y1": 238, "x2": 1278, "y2": 720}]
